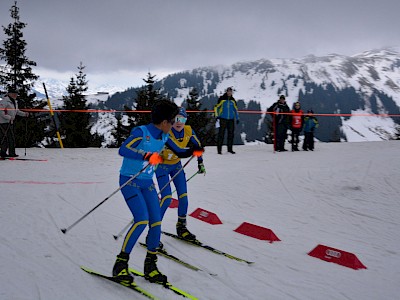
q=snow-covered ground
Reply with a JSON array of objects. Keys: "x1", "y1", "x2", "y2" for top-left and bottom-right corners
[{"x1": 1, "y1": 141, "x2": 399, "y2": 300}]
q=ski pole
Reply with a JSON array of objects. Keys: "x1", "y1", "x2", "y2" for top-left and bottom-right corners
[
  {"x1": 158, "y1": 155, "x2": 195, "y2": 194},
  {"x1": 43, "y1": 83, "x2": 64, "y2": 148},
  {"x1": 113, "y1": 171, "x2": 197, "y2": 241},
  {"x1": 113, "y1": 219, "x2": 134, "y2": 240},
  {"x1": 171, "y1": 170, "x2": 198, "y2": 195},
  {"x1": 273, "y1": 111, "x2": 277, "y2": 153},
  {"x1": 24, "y1": 117, "x2": 28, "y2": 156},
  {"x1": 114, "y1": 155, "x2": 196, "y2": 239},
  {"x1": 61, "y1": 163, "x2": 150, "y2": 234}
]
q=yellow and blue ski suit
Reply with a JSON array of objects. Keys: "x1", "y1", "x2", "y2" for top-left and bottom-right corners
[{"x1": 156, "y1": 125, "x2": 203, "y2": 223}]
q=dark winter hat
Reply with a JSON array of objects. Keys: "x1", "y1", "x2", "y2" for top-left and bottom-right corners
[
  {"x1": 178, "y1": 107, "x2": 187, "y2": 118},
  {"x1": 226, "y1": 87, "x2": 233, "y2": 92},
  {"x1": 8, "y1": 88, "x2": 17, "y2": 94},
  {"x1": 279, "y1": 95, "x2": 285, "y2": 100},
  {"x1": 151, "y1": 100, "x2": 179, "y2": 124},
  {"x1": 307, "y1": 109, "x2": 314, "y2": 113}
]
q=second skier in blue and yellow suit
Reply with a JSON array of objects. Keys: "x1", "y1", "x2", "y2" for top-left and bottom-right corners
[{"x1": 156, "y1": 107, "x2": 206, "y2": 242}]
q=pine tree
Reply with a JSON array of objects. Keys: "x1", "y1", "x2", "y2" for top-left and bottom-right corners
[
  {"x1": 0, "y1": 1, "x2": 46, "y2": 147},
  {"x1": 111, "y1": 73, "x2": 166, "y2": 145},
  {"x1": 0, "y1": 1, "x2": 38, "y2": 95},
  {"x1": 183, "y1": 87, "x2": 215, "y2": 146},
  {"x1": 242, "y1": 100, "x2": 263, "y2": 142},
  {"x1": 59, "y1": 63, "x2": 92, "y2": 147},
  {"x1": 112, "y1": 113, "x2": 130, "y2": 147},
  {"x1": 124, "y1": 72, "x2": 164, "y2": 129},
  {"x1": 112, "y1": 114, "x2": 129, "y2": 147},
  {"x1": 133, "y1": 72, "x2": 163, "y2": 126}
]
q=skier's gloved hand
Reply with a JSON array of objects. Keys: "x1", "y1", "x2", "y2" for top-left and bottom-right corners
[
  {"x1": 144, "y1": 152, "x2": 163, "y2": 165},
  {"x1": 236, "y1": 119, "x2": 240, "y2": 125},
  {"x1": 191, "y1": 145, "x2": 205, "y2": 157},
  {"x1": 198, "y1": 162, "x2": 206, "y2": 174}
]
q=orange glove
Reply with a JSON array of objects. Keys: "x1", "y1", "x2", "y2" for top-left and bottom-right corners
[
  {"x1": 144, "y1": 152, "x2": 163, "y2": 165},
  {"x1": 192, "y1": 148, "x2": 204, "y2": 157}
]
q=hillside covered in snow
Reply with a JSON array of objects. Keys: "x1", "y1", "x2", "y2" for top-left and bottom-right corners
[
  {"x1": 9, "y1": 47, "x2": 399, "y2": 144},
  {"x1": 102, "y1": 48, "x2": 400, "y2": 143}
]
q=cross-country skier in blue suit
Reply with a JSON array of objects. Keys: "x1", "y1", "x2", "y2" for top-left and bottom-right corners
[{"x1": 112, "y1": 100, "x2": 204, "y2": 285}]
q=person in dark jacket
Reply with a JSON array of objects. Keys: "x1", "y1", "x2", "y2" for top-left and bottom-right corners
[
  {"x1": 267, "y1": 95, "x2": 290, "y2": 152},
  {"x1": 302, "y1": 110, "x2": 319, "y2": 151},
  {"x1": 214, "y1": 87, "x2": 240, "y2": 154},
  {"x1": 289, "y1": 102, "x2": 304, "y2": 151},
  {"x1": 0, "y1": 89, "x2": 29, "y2": 158}
]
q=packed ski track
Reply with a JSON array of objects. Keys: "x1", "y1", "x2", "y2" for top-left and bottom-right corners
[{"x1": 1, "y1": 141, "x2": 399, "y2": 300}]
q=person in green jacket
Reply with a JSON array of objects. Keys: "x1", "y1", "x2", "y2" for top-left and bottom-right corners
[{"x1": 214, "y1": 87, "x2": 240, "y2": 154}]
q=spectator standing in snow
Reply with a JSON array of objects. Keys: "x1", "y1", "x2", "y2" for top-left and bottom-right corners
[
  {"x1": 289, "y1": 102, "x2": 304, "y2": 151},
  {"x1": 302, "y1": 110, "x2": 319, "y2": 151},
  {"x1": 214, "y1": 87, "x2": 240, "y2": 154},
  {"x1": 267, "y1": 95, "x2": 290, "y2": 152},
  {"x1": 0, "y1": 89, "x2": 29, "y2": 158}
]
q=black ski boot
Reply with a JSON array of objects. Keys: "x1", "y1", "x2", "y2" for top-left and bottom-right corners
[
  {"x1": 144, "y1": 252, "x2": 168, "y2": 285},
  {"x1": 145, "y1": 235, "x2": 164, "y2": 250},
  {"x1": 112, "y1": 252, "x2": 134, "y2": 284},
  {"x1": 176, "y1": 221, "x2": 196, "y2": 242},
  {"x1": 158, "y1": 241, "x2": 164, "y2": 250}
]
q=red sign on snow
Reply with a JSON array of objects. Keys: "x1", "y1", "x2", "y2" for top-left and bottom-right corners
[
  {"x1": 169, "y1": 198, "x2": 179, "y2": 208},
  {"x1": 189, "y1": 208, "x2": 222, "y2": 225},
  {"x1": 308, "y1": 244, "x2": 367, "y2": 270},
  {"x1": 234, "y1": 222, "x2": 281, "y2": 243}
]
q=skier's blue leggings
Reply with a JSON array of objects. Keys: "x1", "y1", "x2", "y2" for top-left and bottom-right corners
[
  {"x1": 155, "y1": 162, "x2": 188, "y2": 221},
  {"x1": 119, "y1": 175, "x2": 161, "y2": 254}
]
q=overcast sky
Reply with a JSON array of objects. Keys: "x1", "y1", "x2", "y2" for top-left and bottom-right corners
[{"x1": 1, "y1": 0, "x2": 399, "y2": 88}]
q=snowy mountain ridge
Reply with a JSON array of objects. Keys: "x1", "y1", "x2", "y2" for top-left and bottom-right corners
[
  {"x1": 3, "y1": 47, "x2": 400, "y2": 142},
  {"x1": 32, "y1": 78, "x2": 126, "y2": 100},
  {"x1": 3, "y1": 47, "x2": 400, "y2": 108},
  {"x1": 91, "y1": 47, "x2": 400, "y2": 142},
  {"x1": 154, "y1": 47, "x2": 400, "y2": 142},
  {"x1": 165, "y1": 47, "x2": 400, "y2": 110}
]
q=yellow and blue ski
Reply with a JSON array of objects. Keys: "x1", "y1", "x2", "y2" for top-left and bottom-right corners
[
  {"x1": 139, "y1": 242, "x2": 217, "y2": 276},
  {"x1": 162, "y1": 231, "x2": 254, "y2": 264},
  {"x1": 129, "y1": 268, "x2": 198, "y2": 300},
  {"x1": 81, "y1": 266, "x2": 158, "y2": 300}
]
